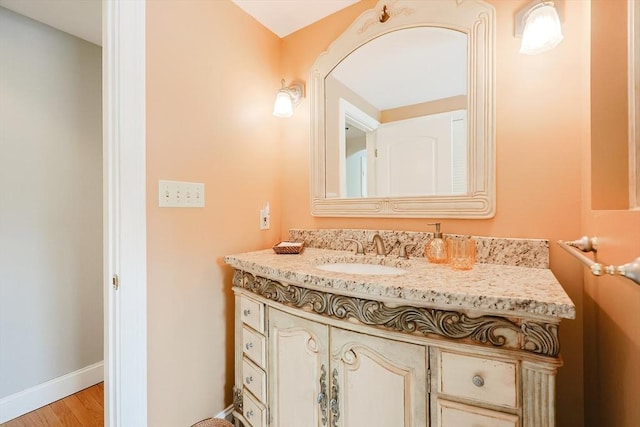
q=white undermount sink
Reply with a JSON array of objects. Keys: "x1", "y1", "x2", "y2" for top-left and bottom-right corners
[{"x1": 315, "y1": 262, "x2": 407, "y2": 275}]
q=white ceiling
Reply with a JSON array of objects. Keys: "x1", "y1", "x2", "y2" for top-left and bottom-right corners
[
  {"x1": 0, "y1": 0, "x2": 359, "y2": 46},
  {"x1": 331, "y1": 27, "x2": 467, "y2": 110},
  {"x1": 231, "y1": 0, "x2": 359, "y2": 38},
  {"x1": 0, "y1": 0, "x2": 101, "y2": 46}
]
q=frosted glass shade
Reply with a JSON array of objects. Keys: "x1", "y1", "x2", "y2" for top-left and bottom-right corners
[
  {"x1": 520, "y1": 3, "x2": 563, "y2": 55},
  {"x1": 273, "y1": 91, "x2": 293, "y2": 118}
]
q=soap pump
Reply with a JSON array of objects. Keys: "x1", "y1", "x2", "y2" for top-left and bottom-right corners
[{"x1": 424, "y1": 222, "x2": 448, "y2": 264}]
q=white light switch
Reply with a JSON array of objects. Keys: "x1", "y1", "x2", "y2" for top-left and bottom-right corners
[{"x1": 159, "y1": 180, "x2": 205, "y2": 208}]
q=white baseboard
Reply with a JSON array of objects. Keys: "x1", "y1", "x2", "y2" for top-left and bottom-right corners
[
  {"x1": 214, "y1": 404, "x2": 234, "y2": 421},
  {"x1": 0, "y1": 361, "x2": 104, "y2": 423}
]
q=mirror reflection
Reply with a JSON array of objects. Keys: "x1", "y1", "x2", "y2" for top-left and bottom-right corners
[
  {"x1": 310, "y1": 0, "x2": 495, "y2": 218},
  {"x1": 324, "y1": 27, "x2": 468, "y2": 199},
  {"x1": 631, "y1": 0, "x2": 640, "y2": 207}
]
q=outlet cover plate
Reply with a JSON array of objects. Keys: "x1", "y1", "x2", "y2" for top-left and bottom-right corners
[{"x1": 260, "y1": 208, "x2": 270, "y2": 230}]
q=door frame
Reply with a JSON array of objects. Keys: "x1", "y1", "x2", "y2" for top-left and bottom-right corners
[{"x1": 103, "y1": 1, "x2": 147, "y2": 426}]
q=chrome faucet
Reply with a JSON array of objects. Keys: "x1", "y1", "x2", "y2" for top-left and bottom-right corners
[{"x1": 370, "y1": 233, "x2": 387, "y2": 257}]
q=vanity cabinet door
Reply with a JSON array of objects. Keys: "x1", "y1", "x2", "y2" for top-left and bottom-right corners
[
  {"x1": 268, "y1": 308, "x2": 329, "y2": 427},
  {"x1": 330, "y1": 328, "x2": 428, "y2": 427}
]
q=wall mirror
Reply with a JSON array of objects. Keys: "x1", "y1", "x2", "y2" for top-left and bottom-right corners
[
  {"x1": 630, "y1": 0, "x2": 640, "y2": 208},
  {"x1": 310, "y1": 0, "x2": 495, "y2": 218},
  {"x1": 591, "y1": 0, "x2": 640, "y2": 210}
]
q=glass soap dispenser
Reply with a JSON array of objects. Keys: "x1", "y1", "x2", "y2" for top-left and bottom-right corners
[{"x1": 424, "y1": 222, "x2": 448, "y2": 264}]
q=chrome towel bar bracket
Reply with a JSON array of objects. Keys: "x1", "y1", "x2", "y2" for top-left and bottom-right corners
[
  {"x1": 558, "y1": 237, "x2": 640, "y2": 286},
  {"x1": 564, "y1": 236, "x2": 598, "y2": 252}
]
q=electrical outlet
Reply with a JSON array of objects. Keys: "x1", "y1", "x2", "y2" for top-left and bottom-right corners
[
  {"x1": 159, "y1": 180, "x2": 205, "y2": 208},
  {"x1": 260, "y1": 202, "x2": 270, "y2": 230}
]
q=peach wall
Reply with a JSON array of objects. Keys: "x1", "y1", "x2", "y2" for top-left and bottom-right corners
[
  {"x1": 146, "y1": 1, "x2": 282, "y2": 425},
  {"x1": 591, "y1": 0, "x2": 629, "y2": 210},
  {"x1": 583, "y1": 212, "x2": 640, "y2": 427},
  {"x1": 280, "y1": 1, "x2": 587, "y2": 425},
  {"x1": 584, "y1": 1, "x2": 640, "y2": 426}
]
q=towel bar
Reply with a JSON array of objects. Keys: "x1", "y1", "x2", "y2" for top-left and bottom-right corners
[{"x1": 557, "y1": 237, "x2": 640, "y2": 286}]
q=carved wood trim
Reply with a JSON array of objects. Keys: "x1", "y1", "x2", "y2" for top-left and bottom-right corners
[
  {"x1": 359, "y1": 1, "x2": 415, "y2": 32},
  {"x1": 522, "y1": 363, "x2": 557, "y2": 426},
  {"x1": 233, "y1": 270, "x2": 561, "y2": 357},
  {"x1": 232, "y1": 385, "x2": 243, "y2": 414}
]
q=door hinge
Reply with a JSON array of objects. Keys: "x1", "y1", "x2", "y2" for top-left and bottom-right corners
[
  {"x1": 427, "y1": 368, "x2": 431, "y2": 394},
  {"x1": 375, "y1": 148, "x2": 378, "y2": 158},
  {"x1": 112, "y1": 274, "x2": 119, "y2": 290},
  {"x1": 267, "y1": 407, "x2": 271, "y2": 425}
]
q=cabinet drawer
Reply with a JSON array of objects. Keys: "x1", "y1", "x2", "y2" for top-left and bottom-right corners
[
  {"x1": 240, "y1": 296, "x2": 264, "y2": 333},
  {"x1": 438, "y1": 351, "x2": 517, "y2": 408},
  {"x1": 242, "y1": 326, "x2": 266, "y2": 368},
  {"x1": 437, "y1": 399, "x2": 518, "y2": 427},
  {"x1": 242, "y1": 357, "x2": 266, "y2": 403},
  {"x1": 242, "y1": 391, "x2": 266, "y2": 427}
]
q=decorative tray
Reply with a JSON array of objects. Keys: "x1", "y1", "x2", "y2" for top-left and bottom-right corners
[{"x1": 272, "y1": 241, "x2": 305, "y2": 254}]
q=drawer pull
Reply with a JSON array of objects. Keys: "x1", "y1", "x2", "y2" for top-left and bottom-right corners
[
  {"x1": 246, "y1": 410, "x2": 254, "y2": 419},
  {"x1": 472, "y1": 375, "x2": 485, "y2": 387},
  {"x1": 245, "y1": 342, "x2": 254, "y2": 350},
  {"x1": 243, "y1": 309, "x2": 251, "y2": 316},
  {"x1": 245, "y1": 375, "x2": 254, "y2": 385}
]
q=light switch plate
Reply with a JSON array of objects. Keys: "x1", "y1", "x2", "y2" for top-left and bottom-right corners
[{"x1": 159, "y1": 180, "x2": 205, "y2": 208}]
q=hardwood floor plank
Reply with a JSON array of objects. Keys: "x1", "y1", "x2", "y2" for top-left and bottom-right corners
[
  {"x1": 49, "y1": 398, "x2": 83, "y2": 427},
  {"x1": 21, "y1": 405, "x2": 63, "y2": 427},
  {"x1": 77, "y1": 385, "x2": 104, "y2": 410},
  {"x1": 62, "y1": 394, "x2": 101, "y2": 427},
  {"x1": 73, "y1": 386, "x2": 104, "y2": 426},
  {"x1": 88, "y1": 385, "x2": 104, "y2": 410},
  {"x1": 0, "y1": 417, "x2": 29, "y2": 427}
]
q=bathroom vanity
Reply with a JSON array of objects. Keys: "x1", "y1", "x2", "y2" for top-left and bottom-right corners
[
  {"x1": 225, "y1": 231, "x2": 575, "y2": 427},
  {"x1": 225, "y1": 2, "x2": 575, "y2": 425}
]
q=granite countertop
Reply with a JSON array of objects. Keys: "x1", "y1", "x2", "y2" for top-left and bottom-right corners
[{"x1": 224, "y1": 248, "x2": 576, "y2": 320}]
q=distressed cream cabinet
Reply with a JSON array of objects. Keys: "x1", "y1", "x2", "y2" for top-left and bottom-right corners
[
  {"x1": 232, "y1": 270, "x2": 564, "y2": 427},
  {"x1": 267, "y1": 308, "x2": 428, "y2": 427}
]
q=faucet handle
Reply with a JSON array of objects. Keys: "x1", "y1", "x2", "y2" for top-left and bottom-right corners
[
  {"x1": 398, "y1": 242, "x2": 415, "y2": 259},
  {"x1": 345, "y1": 238, "x2": 365, "y2": 255}
]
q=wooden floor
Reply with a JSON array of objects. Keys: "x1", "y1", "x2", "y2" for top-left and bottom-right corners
[{"x1": 0, "y1": 383, "x2": 104, "y2": 427}]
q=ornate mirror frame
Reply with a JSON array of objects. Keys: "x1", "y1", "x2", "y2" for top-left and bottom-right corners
[{"x1": 310, "y1": 0, "x2": 495, "y2": 218}]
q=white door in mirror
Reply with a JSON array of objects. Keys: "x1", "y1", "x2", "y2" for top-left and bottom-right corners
[{"x1": 374, "y1": 110, "x2": 467, "y2": 197}]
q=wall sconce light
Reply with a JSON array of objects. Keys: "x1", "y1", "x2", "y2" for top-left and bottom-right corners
[
  {"x1": 515, "y1": 0, "x2": 563, "y2": 55},
  {"x1": 273, "y1": 79, "x2": 305, "y2": 118}
]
